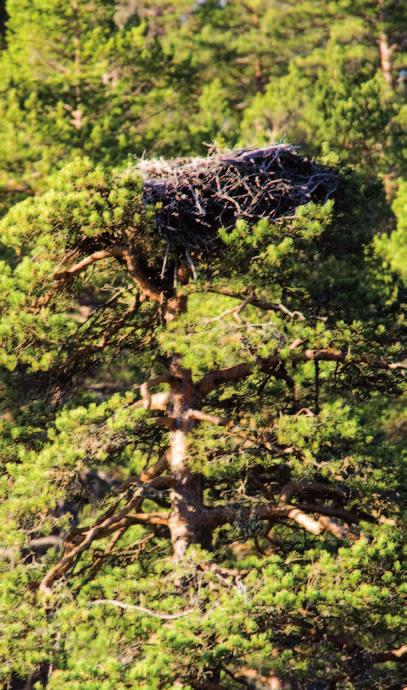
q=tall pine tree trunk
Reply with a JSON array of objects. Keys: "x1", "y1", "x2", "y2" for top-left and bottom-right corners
[
  {"x1": 379, "y1": 30, "x2": 394, "y2": 88},
  {"x1": 166, "y1": 359, "x2": 208, "y2": 559},
  {"x1": 378, "y1": 0, "x2": 394, "y2": 89}
]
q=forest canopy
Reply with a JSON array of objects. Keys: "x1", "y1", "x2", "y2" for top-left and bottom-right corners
[{"x1": 0, "y1": 2, "x2": 406, "y2": 690}]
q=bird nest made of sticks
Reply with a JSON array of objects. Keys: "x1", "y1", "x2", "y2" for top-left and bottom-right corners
[{"x1": 141, "y1": 145, "x2": 339, "y2": 255}]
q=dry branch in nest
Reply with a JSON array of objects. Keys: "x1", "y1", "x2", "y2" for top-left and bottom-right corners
[{"x1": 141, "y1": 145, "x2": 338, "y2": 255}]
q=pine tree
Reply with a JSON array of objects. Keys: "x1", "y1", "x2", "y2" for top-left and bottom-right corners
[
  {"x1": 0, "y1": 149, "x2": 405, "y2": 689},
  {"x1": 0, "y1": 2, "x2": 406, "y2": 689},
  {"x1": 239, "y1": 0, "x2": 406, "y2": 177},
  {"x1": 0, "y1": 0, "x2": 194, "y2": 210}
]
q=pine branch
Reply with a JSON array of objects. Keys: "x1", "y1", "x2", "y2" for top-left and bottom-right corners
[
  {"x1": 122, "y1": 249, "x2": 163, "y2": 304},
  {"x1": 89, "y1": 598, "x2": 195, "y2": 620},
  {"x1": 205, "y1": 499, "x2": 372, "y2": 536},
  {"x1": 372, "y1": 645, "x2": 407, "y2": 663},
  {"x1": 280, "y1": 481, "x2": 346, "y2": 504},
  {"x1": 197, "y1": 349, "x2": 346, "y2": 395},
  {"x1": 53, "y1": 247, "x2": 126, "y2": 282},
  {"x1": 199, "y1": 286, "x2": 306, "y2": 321},
  {"x1": 39, "y1": 484, "x2": 168, "y2": 594},
  {"x1": 197, "y1": 349, "x2": 405, "y2": 396},
  {"x1": 50, "y1": 245, "x2": 165, "y2": 306}
]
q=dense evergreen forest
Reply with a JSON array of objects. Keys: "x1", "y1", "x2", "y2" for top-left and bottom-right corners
[{"x1": 0, "y1": 1, "x2": 406, "y2": 689}]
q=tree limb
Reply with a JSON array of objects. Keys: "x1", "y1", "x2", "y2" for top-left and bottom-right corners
[
  {"x1": 39, "y1": 484, "x2": 167, "y2": 594},
  {"x1": 197, "y1": 348, "x2": 405, "y2": 396},
  {"x1": 188, "y1": 409, "x2": 230, "y2": 426},
  {"x1": 295, "y1": 501, "x2": 373, "y2": 524},
  {"x1": 372, "y1": 644, "x2": 407, "y2": 663},
  {"x1": 52, "y1": 245, "x2": 166, "y2": 305},
  {"x1": 122, "y1": 249, "x2": 164, "y2": 304},
  {"x1": 134, "y1": 390, "x2": 170, "y2": 411},
  {"x1": 286, "y1": 508, "x2": 323, "y2": 535},
  {"x1": 89, "y1": 598, "x2": 195, "y2": 620},
  {"x1": 205, "y1": 499, "x2": 371, "y2": 536},
  {"x1": 280, "y1": 481, "x2": 345, "y2": 504},
  {"x1": 197, "y1": 349, "x2": 345, "y2": 395},
  {"x1": 53, "y1": 247, "x2": 126, "y2": 282},
  {"x1": 140, "y1": 450, "x2": 170, "y2": 483},
  {"x1": 140, "y1": 376, "x2": 171, "y2": 409},
  {"x1": 198, "y1": 286, "x2": 306, "y2": 321}
]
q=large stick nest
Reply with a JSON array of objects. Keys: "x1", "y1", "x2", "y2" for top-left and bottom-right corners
[{"x1": 141, "y1": 145, "x2": 338, "y2": 252}]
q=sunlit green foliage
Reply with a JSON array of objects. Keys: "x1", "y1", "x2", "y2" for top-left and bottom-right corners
[
  {"x1": 0, "y1": 1, "x2": 406, "y2": 689},
  {"x1": 375, "y1": 179, "x2": 407, "y2": 280}
]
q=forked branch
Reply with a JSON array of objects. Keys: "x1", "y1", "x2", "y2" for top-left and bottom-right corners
[
  {"x1": 39, "y1": 486, "x2": 168, "y2": 594},
  {"x1": 52, "y1": 245, "x2": 164, "y2": 305}
]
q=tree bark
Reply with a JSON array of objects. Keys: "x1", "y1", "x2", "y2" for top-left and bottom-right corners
[
  {"x1": 378, "y1": 0, "x2": 395, "y2": 89},
  {"x1": 379, "y1": 30, "x2": 394, "y2": 88},
  {"x1": 166, "y1": 358, "x2": 209, "y2": 559}
]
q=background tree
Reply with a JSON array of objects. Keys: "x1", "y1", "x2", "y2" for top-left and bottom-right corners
[
  {"x1": 2, "y1": 0, "x2": 405, "y2": 209},
  {"x1": 0, "y1": 0, "x2": 194, "y2": 211},
  {"x1": 240, "y1": 0, "x2": 406, "y2": 178}
]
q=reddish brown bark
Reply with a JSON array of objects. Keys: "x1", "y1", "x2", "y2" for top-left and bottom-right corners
[
  {"x1": 378, "y1": 0, "x2": 397, "y2": 89},
  {"x1": 166, "y1": 358, "x2": 209, "y2": 558},
  {"x1": 379, "y1": 30, "x2": 395, "y2": 88}
]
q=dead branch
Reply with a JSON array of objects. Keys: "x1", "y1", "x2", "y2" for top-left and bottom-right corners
[
  {"x1": 188, "y1": 410, "x2": 229, "y2": 426},
  {"x1": 286, "y1": 508, "x2": 323, "y2": 535},
  {"x1": 140, "y1": 376, "x2": 171, "y2": 410},
  {"x1": 134, "y1": 390, "x2": 170, "y2": 411},
  {"x1": 89, "y1": 598, "x2": 195, "y2": 620}
]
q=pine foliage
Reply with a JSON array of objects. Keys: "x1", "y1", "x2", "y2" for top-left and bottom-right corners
[{"x1": 0, "y1": 2, "x2": 406, "y2": 689}]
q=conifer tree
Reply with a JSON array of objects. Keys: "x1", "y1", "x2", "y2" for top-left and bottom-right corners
[
  {"x1": 0, "y1": 2, "x2": 406, "y2": 689},
  {"x1": 0, "y1": 0, "x2": 193, "y2": 209},
  {"x1": 0, "y1": 149, "x2": 405, "y2": 689},
  {"x1": 238, "y1": 2, "x2": 406, "y2": 173}
]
